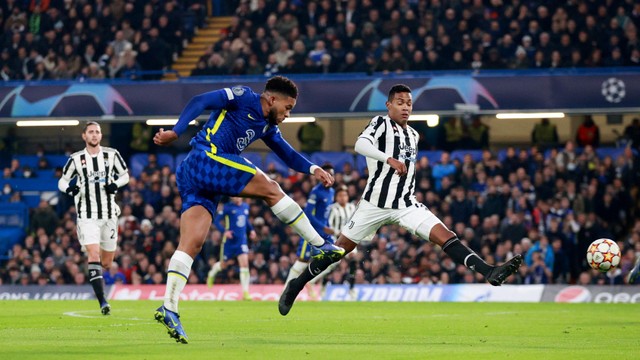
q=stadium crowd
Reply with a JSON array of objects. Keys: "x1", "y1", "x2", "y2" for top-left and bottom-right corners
[
  {"x1": 2, "y1": 0, "x2": 640, "y2": 81},
  {"x1": 2, "y1": 136, "x2": 640, "y2": 287}
]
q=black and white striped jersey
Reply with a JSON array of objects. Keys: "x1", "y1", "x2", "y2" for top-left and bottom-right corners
[
  {"x1": 328, "y1": 201, "x2": 357, "y2": 237},
  {"x1": 58, "y1": 146, "x2": 129, "y2": 220},
  {"x1": 359, "y1": 115, "x2": 419, "y2": 209}
]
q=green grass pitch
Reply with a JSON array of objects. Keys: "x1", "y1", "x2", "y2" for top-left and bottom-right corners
[{"x1": 0, "y1": 300, "x2": 637, "y2": 359}]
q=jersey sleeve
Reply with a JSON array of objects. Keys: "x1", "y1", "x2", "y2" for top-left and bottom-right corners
[
  {"x1": 213, "y1": 207, "x2": 226, "y2": 233},
  {"x1": 112, "y1": 150, "x2": 130, "y2": 187},
  {"x1": 358, "y1": 116, "x2": 386, "y2": 145},
  {"x1": 172, "y1": 87, "x2": 242, "y2": 136},
  {"x1": 303, "y1": 190, "x2": 325, "y2": 230},
  {"x1": 262, "y1": 127, "x2": 315, "y2": 174},
  {"x1": 57, "y1": 157, "x2": 77, "y2": 192}
]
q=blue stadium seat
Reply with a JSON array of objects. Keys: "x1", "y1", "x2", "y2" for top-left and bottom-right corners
[
  {"x1": 13, "y1": 155, "x2": 39, "y2": 169},
  {"x1": 264, "y1": 153, "x2": 290, "y2": 176},
  {"x1": 46, "y1": 155, "x2": 69, "y2": 168},
  {"x1": 355, "y1": 154, "x2": 368, "y2": 174},
  {"x1": 451, "y1": 150, "x2": 483, "y2": 163},
  {"x1": 175, "y1": 152, "x2": 189, "y2": 167},
  {"x1": 1, "y1": 178, "x2": 58, "y2": 192},
  {"x1": 311, "y1": 152, "x2": 355, "y2": 172},
  {"x1": 596, "y1": 147, "x2": 624, "y2": 160},
  {"x1": 22, "y1": 194, "x2": 42, "y2": 208},
  {"x1": 417, "y1": 150, "x2": 443, "y2": 164}
]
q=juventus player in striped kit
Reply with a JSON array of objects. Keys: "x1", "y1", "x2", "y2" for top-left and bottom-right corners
[
  {"x1": 279, "y1": 84, "x2": 523, "y2": 315},
  {"x1": 58, "y1": 121, "x2": 129, "y2": 315}
]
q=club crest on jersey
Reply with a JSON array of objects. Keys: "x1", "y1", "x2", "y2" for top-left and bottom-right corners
[
  {"x1": 237, "y1": 129, "x2": 255, "y2": 151},
  {"x1": 232, "y1": 86, "x2": 245, "y2": 96}
]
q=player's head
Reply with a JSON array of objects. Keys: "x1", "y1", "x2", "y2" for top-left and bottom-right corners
[
  {"x1": 321, "y1": 163, "x2": 334, "y2": 187},
  {"x1": 82, "y1": 121, "x2": 102, "y2": 148},
  {"x1": 230, "y1": 196, "x2": 243, "y2": 205},
  {"x1": 264, "y1": 76, "x2": 298, "y2": 126},
  {"x1": 335, "y1": 184, "x2": 349, "y2": 206},
  {"x1": 386, "y1": 84, "x2": 412, "y2": 125}
]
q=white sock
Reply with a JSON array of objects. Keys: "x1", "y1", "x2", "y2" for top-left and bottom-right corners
[
  {"x1": 208, "y1": 262, "x2": 222, "y2": 278},
  {"x1": 285, "y1": 260, "x2": 308, "y2": 284},
  {"x1": 271, "y1": 196, "x2": 324, "y2": 246},
  {"x1": 310, "y1": 261, "x2": 340, "y2": 284},
  {"x1": 240, "y1": 267, "x2": 250, "y2": 294},
  {"x1": 163, "y1": 250, "x2": 193, "y2": 313}
]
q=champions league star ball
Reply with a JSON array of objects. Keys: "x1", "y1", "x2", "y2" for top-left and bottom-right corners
[
  {"x1": 586, "y1": 238, "x2": 621, "y2": 272},
  {"x1": 601, "y1": 77, "x2": 626, "y2": 103}
]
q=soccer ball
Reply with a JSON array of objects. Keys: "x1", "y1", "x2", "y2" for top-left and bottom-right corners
[
  {"x1": 586, "y1": 238, "x2": 621, "y2": 272},
  {"x1": 601, "y1": 77, "x2": 626, "y2": 103}
]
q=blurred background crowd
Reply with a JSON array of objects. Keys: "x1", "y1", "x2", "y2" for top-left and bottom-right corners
[
  {"x1": 1, "y1": 0, "x2": 640, "y2": 81},
  {"x1": 2, "y1": 136, "x2": 639, "y2": 287}
]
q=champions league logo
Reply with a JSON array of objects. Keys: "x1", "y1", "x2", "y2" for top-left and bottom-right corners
[
  {"x1": 349, "y1": 76, "x2": 499, "y2": 112},
  {"x1": 0, "y1": 84, "x2": 133, "y2": 117}
]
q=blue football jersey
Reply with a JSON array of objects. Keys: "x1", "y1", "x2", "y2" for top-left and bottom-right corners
[{"x1": 215, "y1": 201, "x2": 253, "y2": 245}]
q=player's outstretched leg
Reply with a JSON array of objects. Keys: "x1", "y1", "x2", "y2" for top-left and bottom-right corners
[
  {"x1": 628, "y1": 256, "x2": 640, "y2": 284},
  {"x1": 154, "y1": 305, "x2": 189, "y2": 344},
  {"x1": 279, "y1": 241, "x2": 345, "y2": 316},
  {"x1": 100, "y1": 302, "x2": 111, "y2": 315},
  {"x1": 485, "y1": 254, "x2": 524, "y2": 286}
]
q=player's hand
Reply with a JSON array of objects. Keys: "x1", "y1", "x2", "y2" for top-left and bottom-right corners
[
  {"x1": 313, "y1": 167, "x2": 334, "y2": 187},
  {"x1": 105, "y1": 183, "x2": 118, "y2": 194},
  {"x1": 249, "y1": 230, "x2": 257, "y2": 241},
  {"x1": 323, "y1": 226, "x2": 335, "y2": 235},
  {"x1": 153, "y1": 128, "x2": 178, "y2": 146},
  {"x1": 65, "y1": 185, "x2": 80, "y2": 196},
  {"x1": 224, "y1": 230, "x2": 234, "y2": 239},
  {"x1": 386, "y1": 157, "x2": 407, "y2": 176}
]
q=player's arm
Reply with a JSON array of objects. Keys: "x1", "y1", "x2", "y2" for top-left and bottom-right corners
[
  {"x1": 106, "y1": 150, "x2": 130, "y2": 194},
  {"x1": 213, "y1": 209, "x2": 226, "y2": 233},
  {"x1": 154, "y1": 89, "x2": 235, "y2": 146},
  {"x1": 58, "y1": 157, "x2": 79, "y2": 196},
  {"x1": 262, "y1": 129, "x2": 334, "y2": 186},
  {"x1": 355, "y1": 137, "x2": 407, "y2": 176}
]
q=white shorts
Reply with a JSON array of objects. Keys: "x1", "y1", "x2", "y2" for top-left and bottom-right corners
[
  {"x1": 76, "y1": 218, "x2": 118, "y2": 252},
  {"x1": 341, "y1": 200, "x2": 443, "y2": 244}
]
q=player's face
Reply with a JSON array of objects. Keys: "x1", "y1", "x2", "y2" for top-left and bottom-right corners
[
  {"x1": 335, "y1": 190, "x2": 349, "y2": 206},
  {"x1": 386, "y1": 92, "x2": 412, "y2": 125},
  {"x1": 267, "y1": 95, "x2": 296, "y2": 125},
  {"x1": 82, "y1": 124, "x2": 102, "y2": 148},
  {"x1": 231, "y1": 197, "x2": 243, "y2": 205}
]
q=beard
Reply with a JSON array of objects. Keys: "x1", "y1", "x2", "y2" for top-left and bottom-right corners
[{"x1": 267, "y1": 108, "x2": 279, "y2": 126}]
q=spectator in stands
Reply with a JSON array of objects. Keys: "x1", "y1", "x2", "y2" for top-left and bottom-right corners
[
  {"x1": 30, "y1": 199, "x2": 59, "y2": 236},
  {"x1": 623, "y1": 118, "x2": 640, "y2": 150},
  {"x1": 575, "y1": 116, "x2": 600, "y2": 148},
  {"x1": 467, "y1": 116, "x2": 490, "y2": 149},
  {"x1": 442, "y1": 117, "x2": 464, "y2": 151},
  {"x1": 532, "y1": 118, "x2": 559, "y2": 150}
]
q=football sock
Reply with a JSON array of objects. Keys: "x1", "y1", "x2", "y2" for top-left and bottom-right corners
[
  {"x1": 271, "y1": 196, "x2": 324, "y2": 246},
  {"x1": 88, "y1": 262, "x2": 106, "y2": 304},
  {"x1": 163, "y1": 250, "x2": 193, "y2": 313},
  {"x1": 442, "y1": 237, "x2": 492, "y2": 276},
  {"x1": 347, "y1": 258, "x2": 357, "y2": 289},
  {"x1": 295, "y1": 254, "x2": 339, "y2": 286},
  {"x1": 310, "y1": 262, "x2": 339, "y2": 284},
  {"x1": 240, "y1": 267, "x2": 250, "y2": 294},
  {"x1": 285, "y1": 260, "x2": 308, "y2": 284},
  {"x1": 209, "y1": 262, "x2": 222, "y2": 278}
]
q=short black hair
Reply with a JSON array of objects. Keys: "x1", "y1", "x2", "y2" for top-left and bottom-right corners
[
  {"x1": 83, "y1": 121, "x2": 100, "y2": 132},
  {"x1": 388, "y1": 84, "x2": 412, "y2": 102},
  {"x1": 321, "y1": 163, "x2": 334, "y2": 172},
  {"x1": 265, "y1": 76, "x2": 298, "y2": 99},
  {"x1": 335, "y1": 184, "x2": 348, "y2": 194}
]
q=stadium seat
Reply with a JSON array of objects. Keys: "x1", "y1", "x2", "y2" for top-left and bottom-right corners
[
  {"x1": 417, "y1": 150, "x2": 443, "y2": 164},
  {"x1": 311, "y1": 152, "x2": 355, "y2": 172},
  {"x1": 355, "y1": 154, "x2": 368, "y2": 174},
  {"x1": 13, "y1": 155, "x2": 39, "y2": 169},
  {"x1": 1, "y1": 178, "x2": 58, "y2": 192},
  {"x1": 451, "y1": 150, "x2": 483, "y2": 163},
  {"x1": 595, "y1": 147, "x2": 624, "y2": 160},
  {"x1": 45, "y1": 155, "x2": 69, "y2": 168},
  {"x1": 175, "y1": 153, "x2": 189, "y2": 167}
]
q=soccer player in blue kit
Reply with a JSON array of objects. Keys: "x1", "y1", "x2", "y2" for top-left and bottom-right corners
[
  {"x1": 152, "y1": 76, "x2": 344, "y2": 343},
  {"x1": 206, "y1": 197, "x2": 256, "y2": 301},
  {"x1": 285, "y1": 164, "x2": 335, "y2": 299}
]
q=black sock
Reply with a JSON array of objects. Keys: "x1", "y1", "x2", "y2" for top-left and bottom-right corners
[
  {"x1": 442, "y1": 237, "x2": 492, "y2": 276},
  {"x1": 295, "y1": 254, "x2": 340, "y2": 286},
  {"x1": 347, "y1": 259, "x2": 357, "y2": 289},
  {"x1": 88, "y1": 262, "x2": 106, "y2": 304}
]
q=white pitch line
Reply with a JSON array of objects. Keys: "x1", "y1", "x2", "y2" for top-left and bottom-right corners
[{"x1": 63, "y1": 309, "x2": 149, "y2": 321}]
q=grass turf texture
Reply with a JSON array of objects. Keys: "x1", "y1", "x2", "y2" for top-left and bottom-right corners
[{"x1": 0, "y1": 301, "x2": 637, "y2": 359}]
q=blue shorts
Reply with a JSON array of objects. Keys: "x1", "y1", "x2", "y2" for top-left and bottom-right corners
[
  {"x1": 296, "y1": 235, "x2": 334, "y2": 262},
  {"x1": 221, "y1": 238, "x2": 249, "y2": 261},
  {"x1": 176, "y1": 149, "x2": 256, "y2": 217}
]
